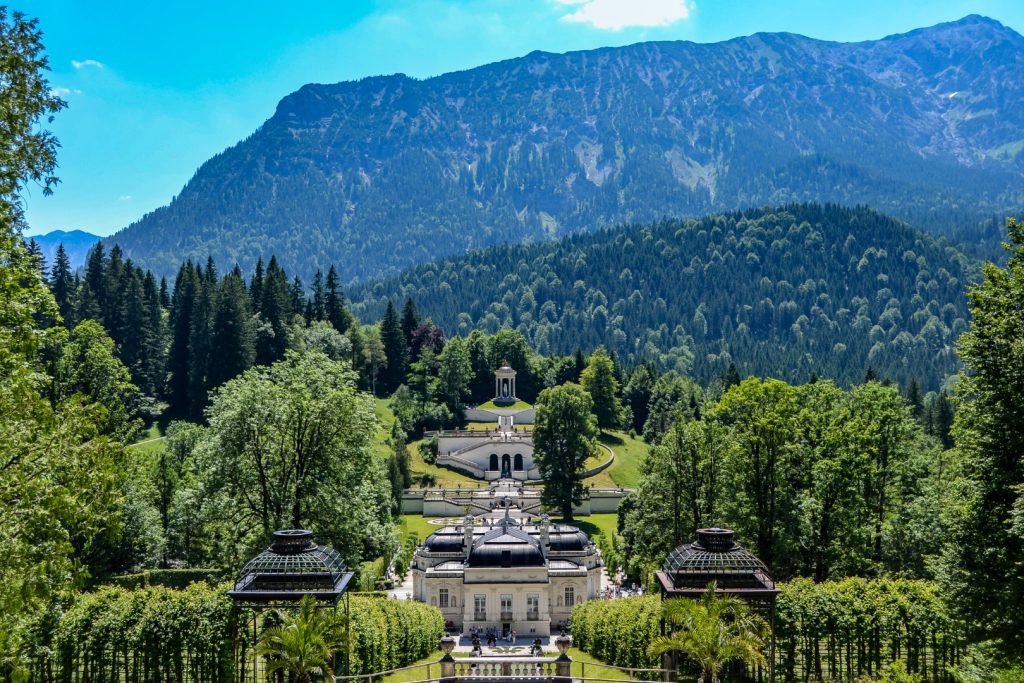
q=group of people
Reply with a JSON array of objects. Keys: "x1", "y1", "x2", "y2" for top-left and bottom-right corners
[{"x1": 469, "y1": 625, "x2": 518, "y2": 647}]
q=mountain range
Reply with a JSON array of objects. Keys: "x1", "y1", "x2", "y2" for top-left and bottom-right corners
[
  {"x1": 106, "y1": 15, "x2": 1024, "y2": 283},
  {"x1": 29, "y1": 229, "x2": 101, "y2": 270}
]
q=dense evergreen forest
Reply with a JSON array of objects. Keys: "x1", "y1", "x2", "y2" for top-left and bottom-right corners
[{"x1": 349, "y1": 204, "x2": 977, "y2": 390}]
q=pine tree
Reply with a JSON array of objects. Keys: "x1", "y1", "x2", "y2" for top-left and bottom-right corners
[
  {"x1": 83, "y1": 243, "x2": 106, "y2": 324},
  {"x1": 721, "y1": 362, "x2": 741, "y2": 388},
  {"x1": 290, "y1": 275, "x2": 305, "y2": 314},
  {"x1": 255, "y1": 256, "x2": 292, "y2": 365},
  {"x1": 159, "y1": 276, "x2": 170, "y2": 309},
  {"x1": 573, "y1": 347, "x2": 586, "y2": 382},
  {"x1": 325, "y1": 265, "x2": 351, "y2": 333},
  {"x1": 249, "y1": 256, "x2": 265, "y2": 309},
  {"x1": 139, "y1": 271, "x2": 167, "y2": 397},
  {"x1": 208, "y1": 269, "x2": 255, "y2": 391},
  {"x1": 187, "y1": 273, "x2": 214, "y2": 418},
  {"x1": 380, "y1": 300, "x2": 407, "y2": 394},
  {"x1": 904, "y1": 376, "x2": 923, "y2": 419},
  {"x1": 166, "y1": 262, "x2": 198, "y2": 413},
  {"x1": 401, "y1": 297, "x2": 420, "y2": 350},
  {"x1": 310, "y1": 269, "x2": 326, "y2": 322},
  {"x1": 50, "y1": 243, "x2": 75, "y2": 326}
]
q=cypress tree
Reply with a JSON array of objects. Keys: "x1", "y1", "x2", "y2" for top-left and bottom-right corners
[
  {"x1": 50, "y1": 243, "x2": 75, "y2": 326},
  {"x1": 380, "y1": 300, "x2": 407, "y2": 394}
]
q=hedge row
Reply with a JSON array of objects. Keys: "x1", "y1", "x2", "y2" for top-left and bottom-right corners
[
  {"x1": 101, "y1": 568, "x2": 222, "y2": 590},
  {"x1": 776, "y1": 578, "x2": 964, "y2": 682},
  {"x1": 571, "y1": 580, "x2": 965, "y2": 683},
  {"x1": 28, "y1": 585, "x2": 444, "y2": 682},
  {"x1": 44, "y1": 582, "x2": 234, "y2": 682},
  {"x1": 570, "y1": 595, "x2": 662, "y2": 670},
  {"x1": 348, "y1": 594, "x2": 446, "y2": 675}
]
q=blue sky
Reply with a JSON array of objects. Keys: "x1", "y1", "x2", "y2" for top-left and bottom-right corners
[{"x1": 20, "y1": 0, "x2": 1024, "y2": 237}]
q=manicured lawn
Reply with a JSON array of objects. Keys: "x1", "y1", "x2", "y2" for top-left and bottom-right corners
[
  {"x1": 398, "y1": 514, "x2": 465, "y2": 544},
  {"x1": 599, "y1": 431, "x2": 647, "y2": 488},
  {"x1": 407, "y1": 437, "x2": 480, "y2": 487},
  {"x1": 554, "y1": 513, "x2": 618, "y2": 543},
  {"x1": 475, "y1": 399, "x2": 532, "y2": 411},
  {"x1": 375, "y1": 648, "x2": 638, "y2": 683}
]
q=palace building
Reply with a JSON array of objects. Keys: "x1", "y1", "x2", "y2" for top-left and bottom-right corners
[
  {"x1": 431, "y1": 364, "x2": 540, "y2": 481},
  {"x1": 410, "y1": 504, "x2": 602, "y2": 637}
]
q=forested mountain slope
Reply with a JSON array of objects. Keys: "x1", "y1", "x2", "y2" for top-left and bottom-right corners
[
  {"x1": 107, "y1": 15, "x2": 1023, "y2": 281},
  {"x1": 349, "y1": 204, "x2": 977, "y2": 390}
]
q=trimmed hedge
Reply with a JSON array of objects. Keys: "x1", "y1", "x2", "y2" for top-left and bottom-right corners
[
  {"x1": 776, "y1": 578, "x2": 964, "y2": 682},
  {"x1": 101, "y1": 569, "x2": 222, "y2": 590},
  {"x1": 571, "y1": 580, "x2": 966, "y2": 682},
  {"x1": 30, "y1": 585, "x2": 444, "y2": 682},
  {"x1": 46, "y1": 582, "x2": 234, "y2": 682},
  {"x1": 348, "y1": 595, "x2": 445, "y2": 675},
  {"x1": 570, "y1": 595, "x2": 662, "y2": 669}
]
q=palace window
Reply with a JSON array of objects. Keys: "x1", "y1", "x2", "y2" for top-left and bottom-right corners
[
  {"x1": 500, "y1": 594, "x2": 513, "y2": 621},
  {"x1": 474, "y1": 594, "x2": 487, "y2": 621},
  {"x1": 527, "y1": 594, "x2": 539, "y2": 620},
  {"x1": 439, "y1": 588, "x2": 449, "y2": 609},
  {"x1": 565, "y1": 586, "x2": 575, "y2": 607}
]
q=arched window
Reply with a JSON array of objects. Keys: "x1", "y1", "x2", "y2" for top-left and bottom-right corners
[
  {"x1": 514, "y1": 453, "x2": 524, "y2": 471},
  {"x1": 489, "y1": 454, "x2": 499, "y2": 470}
]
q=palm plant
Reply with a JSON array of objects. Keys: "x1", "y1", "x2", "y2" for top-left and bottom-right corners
[
  {"x1": 647, "y1": 583, "x2": 767, "y2": 683},
  {"x1": 256, "y1": 595, "x2": 347, "y2": 683}
]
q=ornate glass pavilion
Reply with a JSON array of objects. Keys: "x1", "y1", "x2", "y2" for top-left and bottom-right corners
[
  {"x1": 229, "y1": 529, "x2": 354, "y2": 681},
  {"x1": 655, "y1": 528, "x2": 779, "y2": 681}
]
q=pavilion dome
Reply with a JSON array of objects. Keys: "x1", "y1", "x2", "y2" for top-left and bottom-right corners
[
  {"x1": 229, "y1": 529, "x2": 352, "y2": 606},
  {"x1": 660, "y1": 528, "x2": 776, "y2": 593}
]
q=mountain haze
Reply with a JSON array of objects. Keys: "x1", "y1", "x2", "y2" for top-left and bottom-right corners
[{"x1": 108, "y1": 15, "x2": 1023, "y2": 281}]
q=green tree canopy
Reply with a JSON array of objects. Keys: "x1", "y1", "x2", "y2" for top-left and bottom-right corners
[
  {"x1": 194, "y1": 350, "x2": 392, "y2": 567},
  {"x1": 533, "y1": 382, "x2": 599, "y2": 521}
]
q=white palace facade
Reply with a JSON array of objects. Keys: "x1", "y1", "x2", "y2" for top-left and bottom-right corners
[{"x1": 410, "y1": 505, "x2": 603, "y2": 637}]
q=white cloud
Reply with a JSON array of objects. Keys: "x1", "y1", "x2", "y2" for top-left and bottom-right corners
[
  {"x1": 71, "y1": 58, "x2": 105, "y2": 70},
  {"x1": 118, "y1": 195, "x2": 132, "y2": 201},
  {"x1": 555, "y1": 0, "x2": 692, "y2": 30},
  {"x1": 50, "y1": 87, "x2": 82, "y2": 97}
]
